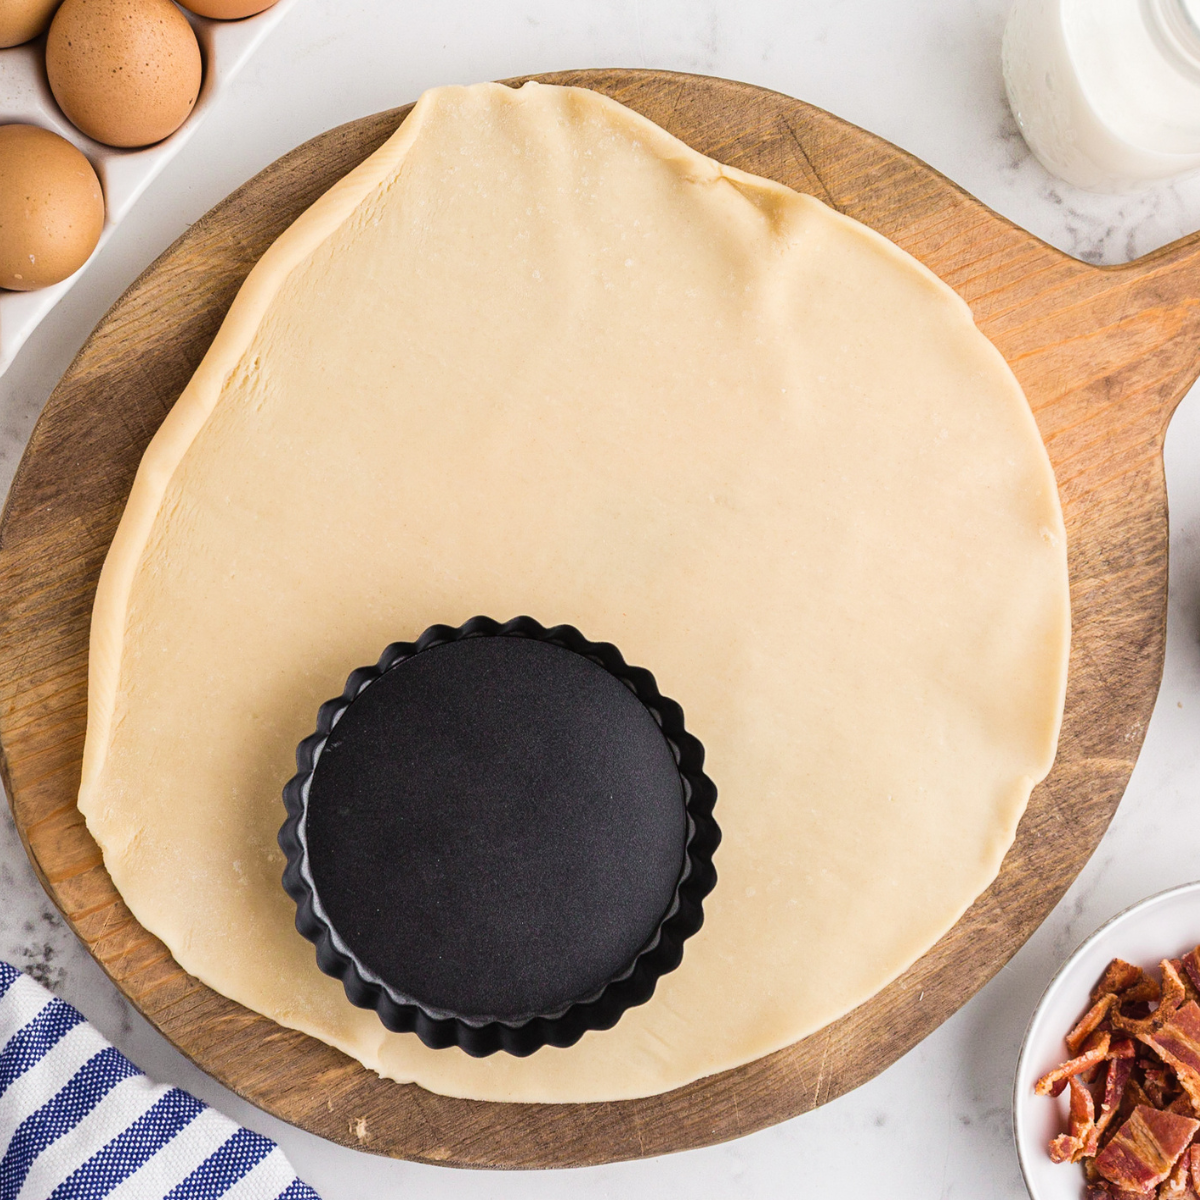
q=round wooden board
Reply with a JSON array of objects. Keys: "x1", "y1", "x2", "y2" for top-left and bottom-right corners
[{"x1": 2, "y1": 69, "x2": 1199, "y2": 1169}]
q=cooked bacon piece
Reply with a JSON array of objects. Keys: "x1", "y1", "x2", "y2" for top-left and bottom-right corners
[
  {"x1": 1103, "y1": 1080, "x2": 1158, "y2": 1153},
  {"x1": 1096, "y1": 960, "x2": 1151, "y2": 1003},
  {"x1": 1163, "y1": 962, "x2": 1187, "y2": 1014},
  {"x1": 1143, "y1": 1066, "x2": 1177, "y2": 1109},
  {"x1": 1158, "y1": 1151, "x2": 1193, "y2": 1200},
  {"x1": 1189, "y1": 1144, "x2": 1200, "y2": 1193},
  {"x1": 1037, "y1": 1032, "x2": 1112, "y2": 1096},
  {"x1": 1172, "y1": 958, "x2": 1200, "y2": 1007},
  {"x1": 1156, "y1": 1142, "x2": 1195, "y2": 1200},
  {"x1": 1084, "y1": 1029, "x2": 1117, "y2": 1082},
  {"x1": 1071, "y1": 994, "x2": 1119, "y2": 1055},
  {"x1": 1121, "y1": 974, "x2": 1166, "y2": 1009},
  {"x1": 1086, "y1": 1187, "x2": 1159, "y2": 1200},
  {"x1": 1183, "y1": 949, "x2": 1200, "y2": 999},
  {"x1": 1097, "y1": 1057, "x2": 1136, "y2": 1141},
  {"x1": 1143, "y1": 1002, "x2": 1200, "y2": 1110},
  {"x1": 1114, "y1": 963, "x2": 1187, "y2": 1038},
  {"x1": 1051, "y1": 1076, "x2": 1100, "y2": 1164},
  {"x1": 1094, "y1": 1105, "x2": 1200, "y2": 1192},
  {"x1": 1112, "y1": 1037, "x2": 1138, "y2": 1058},
  {"x1": 1086, "y1": 1161, "x2": 1170, "y2": 1197}
]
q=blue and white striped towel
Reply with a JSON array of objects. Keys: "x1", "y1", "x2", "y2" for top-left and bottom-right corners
[{"x1": 0, "y1": 962, "x2": 321, "y2": 1200}]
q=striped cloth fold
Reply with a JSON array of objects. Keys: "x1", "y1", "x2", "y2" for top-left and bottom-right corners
[{"x1": 0, "y1": 962, "x2": 320, "y2": 1200}]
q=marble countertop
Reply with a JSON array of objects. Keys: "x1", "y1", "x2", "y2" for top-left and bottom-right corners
[{"x1": 2, "y1": 1, "x2": 1198, "y2": 1196}]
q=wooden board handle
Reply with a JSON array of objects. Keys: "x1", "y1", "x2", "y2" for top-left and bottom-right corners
[
  {"x1": 1079, "y1": 229, "x2": 1200, "y2": 433},
  {"x1": 1119, "y1": 228, "x2": 1200, "y2": 417},
  {"x1": 1131, "y1": 227, "x2": 1200, "y2": 285}
]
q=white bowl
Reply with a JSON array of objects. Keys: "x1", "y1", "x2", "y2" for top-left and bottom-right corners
[{"x1": 1014, "y1": 880, "x2": 1200, "y2": 1200}]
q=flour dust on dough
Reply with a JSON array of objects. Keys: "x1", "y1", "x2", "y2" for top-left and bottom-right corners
[{"x1": 79, "y1": 81, "x2": 1070, "y2": 1103}]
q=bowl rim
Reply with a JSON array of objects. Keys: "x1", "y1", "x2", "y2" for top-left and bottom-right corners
[{"x1": 1012, "y1": 877, "x2": 1200, "y2": 1197}]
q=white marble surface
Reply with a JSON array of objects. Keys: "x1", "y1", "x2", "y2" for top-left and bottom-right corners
[{"x1": 1, "y1": 2, "x2": 1198, "y2": 1196}]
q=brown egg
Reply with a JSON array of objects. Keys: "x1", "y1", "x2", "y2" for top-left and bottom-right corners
[
  {"x1": 0, "y1": 0, "x2": 62, "y2": 47},
  {"x1": 0, "y1": 125, "x2": 104, "y2": 290},
  {"x1": 177, "y1": 0, "x2": 277, "y2": 17},
  {"x1": 46, "y1": 0, "x2": 202, "y2": 148}
]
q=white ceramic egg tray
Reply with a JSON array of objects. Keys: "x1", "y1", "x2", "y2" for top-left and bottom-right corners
[{"x1": 0, "y1": 0, "x2": 297, "y2": 377}]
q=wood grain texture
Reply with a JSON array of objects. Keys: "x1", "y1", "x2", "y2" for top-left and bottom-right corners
[{"x1": 1, "y1": 69, "x2": 1198, "y2": 1169}]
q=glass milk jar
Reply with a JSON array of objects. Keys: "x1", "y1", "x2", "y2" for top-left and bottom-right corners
[{"x1": 1003, "y1": 0, "x2": 1200, "y2": 191}]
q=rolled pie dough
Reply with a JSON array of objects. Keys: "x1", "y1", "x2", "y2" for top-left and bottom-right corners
[{"x1": 79, "y1": 81, "x2": 1070, "y2": 1103}]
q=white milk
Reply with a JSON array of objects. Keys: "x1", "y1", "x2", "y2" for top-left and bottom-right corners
[{"x1": 1003, "y1": 0, "x2": 1200, "y2": 191}]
